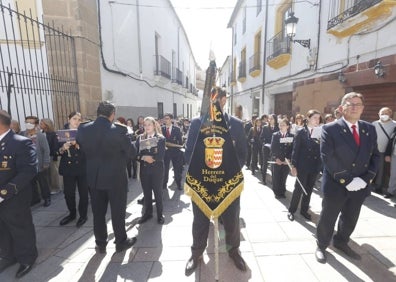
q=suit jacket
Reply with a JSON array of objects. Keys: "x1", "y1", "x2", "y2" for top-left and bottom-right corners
[
  {"x1": 162, "y1": 125, "x2": 183, "y2": 153},
  {"x1": 0, "y1": 130, "x2": 37, "y2": 204},
  {"x1": 291, "y1": 127, "x2": 321, "y2": 173},
  {"x1": 271, "y1": 131, "x2": 294, "y2": 162},
  {"x1": 321, "y1": 118, "x2": 380, "y2": 195},
  {"x1": 76, "y1": 117, "x2": 133, "y2": 190},
  {"x1": 185, "y1": 113, "x2": 247, "y2": 169},
  {"x1": 260, "y1": 125, "x2": 279, "y2": 146}
]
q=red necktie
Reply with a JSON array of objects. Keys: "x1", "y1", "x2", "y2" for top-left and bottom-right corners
[
  {"x1": 351, "y1": 125, "x2": 360, "y2": 146},
  {"x1": 166, "y1": 127, "x2": 170, "y2": 138}
]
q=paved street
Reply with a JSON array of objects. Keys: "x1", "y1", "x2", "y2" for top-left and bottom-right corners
[{"x1": 1, "y1": 167, "x2": 396, "y2": 282}]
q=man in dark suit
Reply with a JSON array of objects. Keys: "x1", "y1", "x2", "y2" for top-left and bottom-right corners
[
  {"x1": 184, "y1": 90, "x2": 248, "y2": 276},
  {"x1": 315, "y1": 92, "x2": 380, "y2": 263},
  {"x1": 76, "y1": 101, "x2": 137, "y2": 253},
  {"x1": 0, "y1": 110, "x2": 38, "y2": 278},
  {"x1": 161, "y1": 113, "x2": 184, "y2": 190}
]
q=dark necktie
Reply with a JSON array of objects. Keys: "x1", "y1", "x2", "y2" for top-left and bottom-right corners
[
  {"x1": 351, "y1": 125, "x2": 360, "y2": 146},
  {"x1": 166, "y1": 127, "x2": 170, "y2": 138}
]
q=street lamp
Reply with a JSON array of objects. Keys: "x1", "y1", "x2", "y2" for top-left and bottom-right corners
[
  {"x1": 374, "y1": 61, "x2": 385, "y2": 78},
  {"x1": 285, "y1": 12, "x2": 311, "y2": 49}
]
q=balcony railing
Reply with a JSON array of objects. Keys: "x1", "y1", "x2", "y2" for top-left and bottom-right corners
[
  {"x1": 238, "y1": 62, "x2": 246, "y2": 80},
  {"x1": 266, "y1": 31, "x2": 291, "y2": 62},
  {"x1": 249, "y1": 52, "x2": 261, "y2": 73},
  {"x1": 154, "y1": 55, "x2": 171, "y2": 79},
  {"x1": 172, "y1": 68, "x2": 183, "y2": 85},
  {"x1": 327, "y1": 0, "x2": 382, "y2": 30}
]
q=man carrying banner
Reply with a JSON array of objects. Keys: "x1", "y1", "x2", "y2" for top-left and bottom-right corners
[{"x1": 184, "y1": 87, "x2": 247, "y2": 276}]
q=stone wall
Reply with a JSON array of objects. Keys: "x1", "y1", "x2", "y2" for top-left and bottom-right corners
[{"x1": 42, "y1": 0, "x2": 102, "y2": 121}]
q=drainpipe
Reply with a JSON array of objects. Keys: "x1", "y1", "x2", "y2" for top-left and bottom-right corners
[
  {"x1": 136, "y1": 0, "x2": 143, "y2": 75},
  {"x1": 261, "y1": 0, "x2": 269, "y2": 113}
]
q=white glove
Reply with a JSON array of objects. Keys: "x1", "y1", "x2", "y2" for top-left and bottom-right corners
[
  {"x1": 0, "y1": 197, "x2": 4, "y2": 203},
  {"x1": 346, "y1": 177, "x2": 367, "y2": 191}
]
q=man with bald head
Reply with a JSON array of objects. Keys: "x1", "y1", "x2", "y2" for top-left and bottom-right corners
[{"x1": 0, "y1": 110, "x2": 38, "y2": 278}]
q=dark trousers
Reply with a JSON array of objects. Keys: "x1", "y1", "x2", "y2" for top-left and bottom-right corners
[
  {"x1": 272, "y1": 164, "x2": 289, "y2": 196},
  {"x1": 251, "y1": 143, "x2": 262, "y2": 171},
  {"x1": 140, "y1": 161, "x2": 164, "y2": 217},
  {"x1": 261, "y1": 146, "x2": 271, "y2": 181},
  {"x1": 191, "y1": 197, "x2": 240, "y2": 258},
  {"x1": 0, "y1": 189, "x2": 38, "y2": 265},
  {"x1": 373, "y1": 153, "x2": 390, "y2": 192},
  {"x1": 163, "y1": 150, "x2": 183, "y2": 188},
  {"x1": 90, "y1": 186, "x2": 127, "y2": 247},
  {"x1": 289, "y1": 171, "x2": 318, "y2": 214},
  {"x1": 32, "y1": 169, "x2": 51, "y2": 202},
  {"x1": 63, "y1": 174, "x2": 89, "y2": 218},
  {"x1": 316, "y1": 188, "x2": 367, "y2": 250},
  {"x1": 246, "y1": 144, "x2": 252, "y2": 167},
  {"x1": 127, "y1": 157, "x2": 138, "y2": 178}
]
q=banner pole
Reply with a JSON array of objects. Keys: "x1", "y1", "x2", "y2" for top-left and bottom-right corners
[{"x1": 214, "y1": 217, "x2": 219, "y2": 281}]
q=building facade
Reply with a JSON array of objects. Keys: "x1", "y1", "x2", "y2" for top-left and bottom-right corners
[
  {"x1": 228, "y1": 0, "x2": 396, "y2": 121},
  {"x1": 98, "y1": 0, "x2": 199, "y2": 120}
]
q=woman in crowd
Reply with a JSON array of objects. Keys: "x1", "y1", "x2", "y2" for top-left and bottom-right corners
[
  {"x1": 260, "y1": 114, "x2": 279, "y2": 184},
  {"x1": 287, "y1": 110, "x2": 322, "y2": 221},
  {"x1": 40, "y1": 118, "x2": 61, "y2": 194},
  {"x1": 270, "y1": 117, "x2": 294, "y2": 198},
  {"x1": 290, "y1": 114, "x2": 304, "y2": 135},
  {"x1": 58, "y1": 112, "x2": 89, "y2": 228},
  {"x1": 248, "y1": 118, "x2": 263, "y2": 175},
  {"x1": 135, "y1": 117, "x2": 166, "y2": 224}
]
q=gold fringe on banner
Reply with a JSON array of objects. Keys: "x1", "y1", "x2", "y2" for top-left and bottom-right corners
[{"x1": 184, "y1": 172, "x2": 244, "y2": 219}]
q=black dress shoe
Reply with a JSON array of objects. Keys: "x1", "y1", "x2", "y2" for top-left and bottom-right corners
[
  {"x1": 76, "y1": 217, "x2": 87, "y2": 228},
  {"x1": 333, "y1": 242, "x2": 361, "y2": 260},
  {"x1": 16, "y1": 263, "x2": 33, "y2": 278},
  {"x1": 116, "y1": 237, "x2": 137, "y2": 252},
  {"x1": 229, "y1": 252, "x2": 247, "y2": 271},
  {"x1": 0, "y1": 258, "x2": 16, "y2": 273},
  {"x1": 157, "y1": 215, "x2": 165, "y2": 224},
  {"x1": 384, "y1": 193, "x2": 393, "y2": 199},
  {"x1": 184, "y1": 256, "x2": 202, "y2": 276},
  {"x1": 300, "y1": 212, "x2": 312, "y2": 220},
  {"x1": 287, "y1": 212, "x2": 294, "y2": 221},
  {"x1": 315, "y1": 248, "x2": 327, "y2": 263},
  {"x1": 43, "y1": 198, "x2": 51, "y2": 207},
  {"x1": 138, "y1": 214, "x2": 153, "y2": 224},
  {"x1": 59, "y1": 215, "x2": 76, "y2": 226}
]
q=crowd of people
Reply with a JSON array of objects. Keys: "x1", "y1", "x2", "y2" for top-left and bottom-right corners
[{"x1": 1, "y1": 92, "x2": 395, "y2": 278}]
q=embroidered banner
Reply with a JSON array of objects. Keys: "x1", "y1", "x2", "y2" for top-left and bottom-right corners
[{"x1": 184, "y1": 97, "x2": 244, "y2": 219}]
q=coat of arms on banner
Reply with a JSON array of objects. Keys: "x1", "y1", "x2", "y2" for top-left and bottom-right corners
[{"x1": 204, "y1": 137, "x2": 225, "y2": 169}]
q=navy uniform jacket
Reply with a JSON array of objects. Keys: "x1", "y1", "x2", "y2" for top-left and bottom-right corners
[
  {"x1": 291, "y1": 127, "x2": 321, "y2": 173},
  {"x1": 162, "y1": 125, "x2": 183, "y2": 150},
  {"x1": 185, "y1": 113, "x2": 247, "y2": 169},
  {"x1": 271, "y1": 131, "x2": 294, "y2": 162},
  {"x1": 76, "y1": 117, "x2": 133, "y2": 190},
  {"x1": 321, "y1": 119, "x2": 380, "y2": 195},
  {"x1": 260, "y1": 125, "x2": 279, "y2": 146},
  {"x1": 0, "y1": 130, "x2": 37, "y2": 203},
  {"x1": 136, "y1": 134, "x2": 166, "y2": 162}
]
